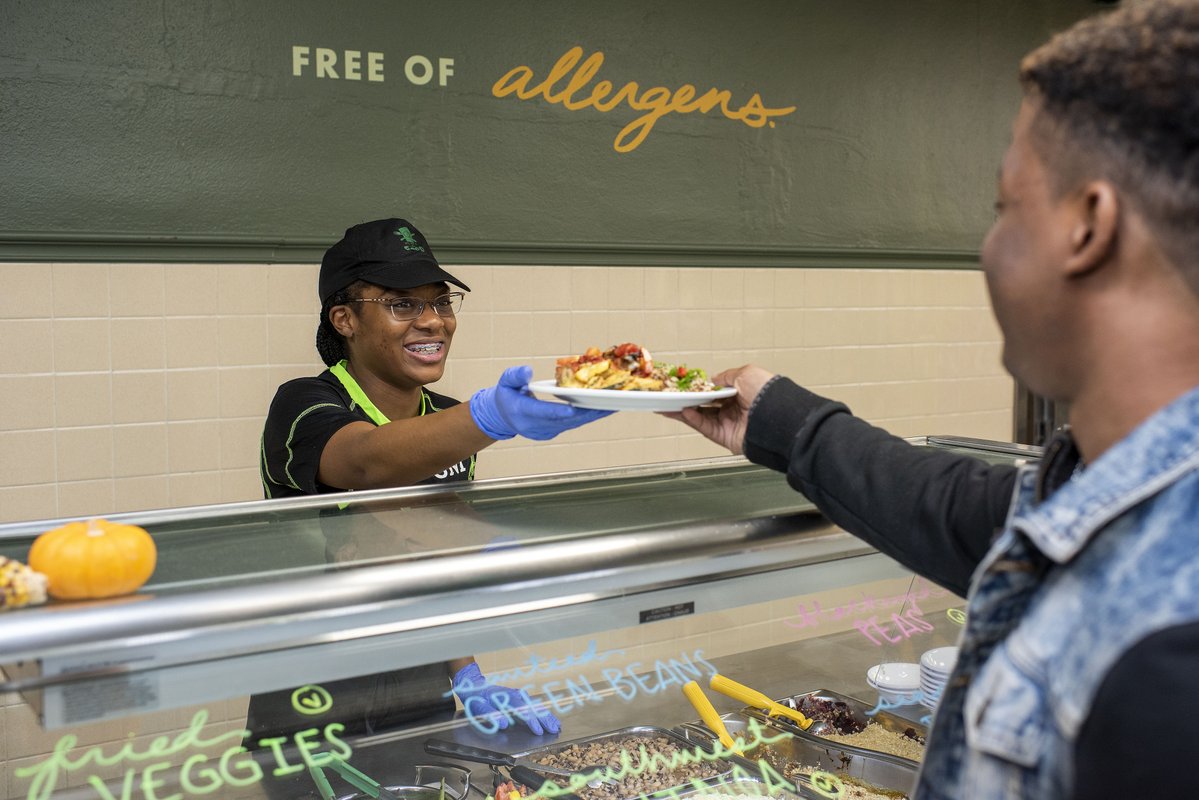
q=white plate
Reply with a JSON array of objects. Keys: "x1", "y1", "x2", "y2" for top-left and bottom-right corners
[
  {"x1": 866, "y1": 662, "x2": 922, "y2": 691},
  {"x1": 921, "y1": 646, "x2": 960, "y2": 673},
  {"x1": 529, "y1": 379, "x2": 736, "y2": 412}
]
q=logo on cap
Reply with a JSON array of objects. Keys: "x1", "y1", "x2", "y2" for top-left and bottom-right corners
[{"x1": 394, "y1": 226, "x2": 426, "y2": 253}]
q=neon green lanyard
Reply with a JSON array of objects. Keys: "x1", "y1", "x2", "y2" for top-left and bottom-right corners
[
  {"x1": 328, "y1": 360, "x2": 474, "y2": 480},
  {"x1": 330, "y1": 360, "x2": 427, "y2": 424}
]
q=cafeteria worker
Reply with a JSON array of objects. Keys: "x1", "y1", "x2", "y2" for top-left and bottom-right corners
[{"x1": 253, "y1": 218, "x2": 610, "y2": 743}]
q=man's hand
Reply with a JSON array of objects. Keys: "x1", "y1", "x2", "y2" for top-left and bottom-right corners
[{"x1": 664, "y1": 365, "x2": 776, "y2": 454}]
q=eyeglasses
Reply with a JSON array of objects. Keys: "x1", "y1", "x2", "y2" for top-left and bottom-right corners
[{"x1": 346, "y1": 292, "x2": 464, "y2": 321}]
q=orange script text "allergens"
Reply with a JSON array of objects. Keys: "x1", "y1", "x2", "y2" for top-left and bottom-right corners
[{"x1": 491, "y1": 46, "x2": 797, "y2": 153}]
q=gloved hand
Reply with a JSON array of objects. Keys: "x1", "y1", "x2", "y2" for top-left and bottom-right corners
[
  {"x1": 452, "y1": 662, "x2": 561, "y2": 735},
  {"x1": 470, "y1": 366, "x2": 613, "y2": 441}
]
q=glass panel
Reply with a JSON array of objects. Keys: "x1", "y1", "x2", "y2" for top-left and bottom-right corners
[
  {"x1": 0, "y1": 439, "x2": 1021, "y2": 800},
  {"x1": 1, "y1": 566, "x2": 963, "y2": 800},
  {"x1": 0, "y1": 459, "x2": 818, "y2": 594}
]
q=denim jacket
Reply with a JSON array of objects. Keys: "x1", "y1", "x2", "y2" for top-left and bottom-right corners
[{"x1": 913, "y1": 386, "x2": 1199, "y2": 798}]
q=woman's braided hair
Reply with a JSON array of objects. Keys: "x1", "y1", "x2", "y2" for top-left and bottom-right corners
[{"x1": 315, "y1": 280, "x2": 370, "y2": 367}]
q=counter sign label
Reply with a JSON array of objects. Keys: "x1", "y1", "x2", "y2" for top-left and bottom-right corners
[{"x1": 639, "y1": 601, "x2": 694, "y2": 624}]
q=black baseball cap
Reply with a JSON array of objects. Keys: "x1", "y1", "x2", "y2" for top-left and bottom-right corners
[{"x1": 318, "y1": 218, "x2": 470, "y2": 304}]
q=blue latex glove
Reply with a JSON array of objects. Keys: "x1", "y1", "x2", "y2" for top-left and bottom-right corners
[
  {"x1": 452, "y1": 662, "x2": 561, "y2": 735},
  {"x1": 470, "y1": 365, "x2": 613, "y2": 441}
]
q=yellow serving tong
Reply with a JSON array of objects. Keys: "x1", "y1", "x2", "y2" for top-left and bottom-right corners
[
  {"x1": 709, "y1": 673, "x2": 815, "y2": 731},
  {"x1": 682, "y1": 680, "x2": 743, "y2": 755}
]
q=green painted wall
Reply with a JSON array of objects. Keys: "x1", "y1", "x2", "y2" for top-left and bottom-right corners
[{"x1": 0, "y1": 0, "x2": 1095, "y2": 265}]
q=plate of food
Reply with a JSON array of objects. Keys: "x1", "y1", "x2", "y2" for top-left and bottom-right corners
[{"x1": 530, "y1": 343, "x2": 736, "y2": 412}]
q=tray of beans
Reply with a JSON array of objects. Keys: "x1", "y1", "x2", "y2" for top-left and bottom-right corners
[
  {"x1": 672, "y1": 714, "x2": 915, "y2": 800},
  {"x1": 746, "y1": 690, "x2": 926, "y2": 768},
  {"x1": 518, "y1": 726, "x2": 734, "y2": 800}
]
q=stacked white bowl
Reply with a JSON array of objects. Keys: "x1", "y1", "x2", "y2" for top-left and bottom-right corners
[
  {"x1": 919, "y1": 646, "x2": 959, "y2": 709},
  {"x1": 866, "y1": 661, "x2": 921, "y2": 705}
]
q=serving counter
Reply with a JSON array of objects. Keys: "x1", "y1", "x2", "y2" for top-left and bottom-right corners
[{"x1": 0, "y1": 437, "x2": 1038, "y2": 800}]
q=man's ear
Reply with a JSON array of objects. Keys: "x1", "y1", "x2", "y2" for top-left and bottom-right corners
[
  {"x1": 1064, "y1": 180, "x2": 1119, "y2": 278},
  {"x1": 328, "y1": 304, "x2": 357, "y2": 338}
]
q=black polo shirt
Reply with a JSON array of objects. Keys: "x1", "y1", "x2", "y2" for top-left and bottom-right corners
[
  {"x1": 259, "y1": 369, "x2": 474, "y2": 499},
  {"x1": 250, "y1": 369, "x2": 475, "y2": 756}
]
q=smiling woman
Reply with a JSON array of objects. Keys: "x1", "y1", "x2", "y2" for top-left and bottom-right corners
[
  {"x1": 260, "y1": 218, "x2": 482, "y2": 498},
  {"x1": 249, "y1": 218, "x2": 613, "y2": 771},
  {"x1": 259, "y1": 217, "x2": 610, "y2": 500}
]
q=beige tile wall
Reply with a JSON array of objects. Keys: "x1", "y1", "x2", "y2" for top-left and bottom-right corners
[{"x1": 0, "y1": 262, "x2": 1011, "y2": 524}]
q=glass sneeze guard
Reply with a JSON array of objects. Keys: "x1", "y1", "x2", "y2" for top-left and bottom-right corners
[
  {"x1": 0, "y1": 457, "x2": 871, "y2": 727},
  {"x1": 0, "y1": 440, "x2": 1038, "y2": 731}
]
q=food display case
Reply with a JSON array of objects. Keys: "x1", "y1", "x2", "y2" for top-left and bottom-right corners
[{"x1": 0, "y1": 437, "x2": 1038, "y2": 800}]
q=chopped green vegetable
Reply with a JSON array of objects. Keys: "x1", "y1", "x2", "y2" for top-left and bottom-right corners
[
  {"x1": 656, "y1": 361, "x2": 710, "y2": 390},
  {"x1": 677, "y1": 367, "x2": 706, "y2": 389}
]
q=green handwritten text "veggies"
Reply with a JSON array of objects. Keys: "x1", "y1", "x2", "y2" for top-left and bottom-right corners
[{"x1": 14, "y1": 709, "x2": 352, "y2": 800}]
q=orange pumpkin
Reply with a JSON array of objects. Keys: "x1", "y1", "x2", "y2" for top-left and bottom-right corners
[{"x1": 28, "y1": 518, "x2": 157, "y2": 600}]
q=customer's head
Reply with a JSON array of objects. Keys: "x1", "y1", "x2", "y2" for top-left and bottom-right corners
[
  {"x1": 981, "y1": 0, "x2": 1199, "y2": 398},
  {"x1": 314, "y1": 219, "x2": 470, "y2": 388},
  {"x1": 1020, "y1": 0, "x2": 1199, "y2": 284}
]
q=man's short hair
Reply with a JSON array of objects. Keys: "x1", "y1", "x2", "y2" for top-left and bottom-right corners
[{"x1": 1019, "y1": 0, "x2": 1199, "y2": 290}]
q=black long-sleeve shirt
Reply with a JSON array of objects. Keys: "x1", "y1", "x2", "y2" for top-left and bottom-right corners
[{"x1": 742, "y1": 376, "x2": 1196, "y2": 800}]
